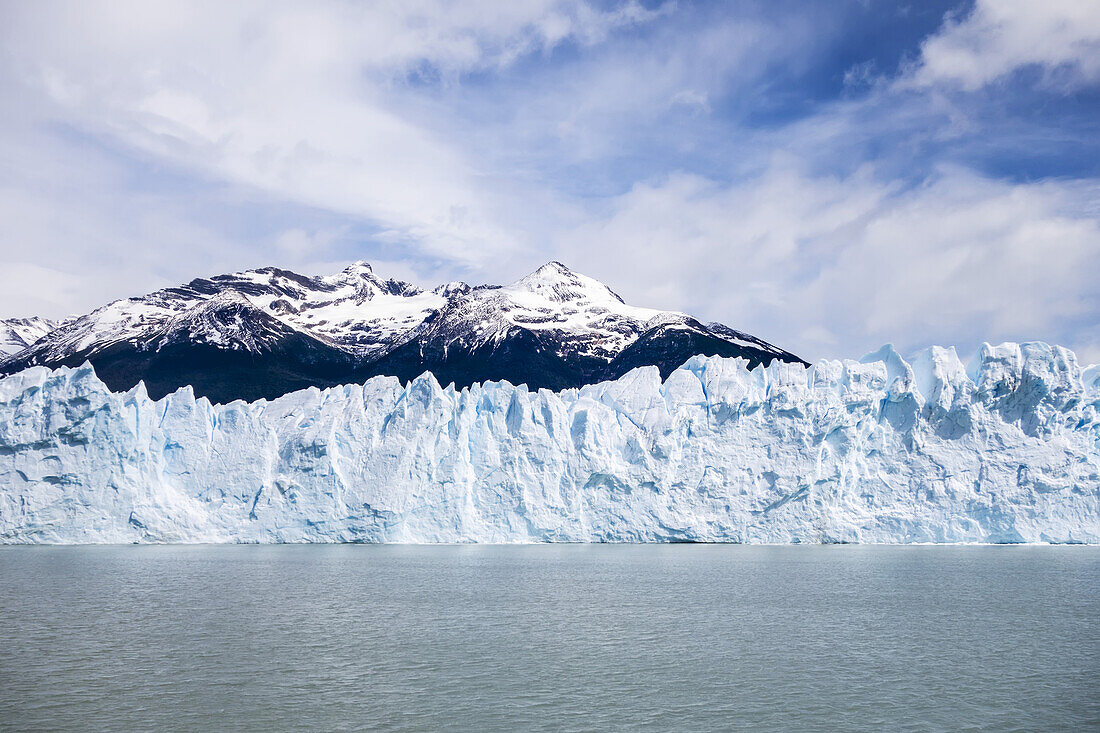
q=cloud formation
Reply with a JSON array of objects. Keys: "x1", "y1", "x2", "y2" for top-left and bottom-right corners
[
  {"x1": 562, "y1": 164, "x2": 1100, "y2": 362},
  {"x1": 0, "y1": 0, "x2": 1097, "y2": 363},
  {"x1": 913, "y1": 0, "x2": 1100, "y2": 90}
]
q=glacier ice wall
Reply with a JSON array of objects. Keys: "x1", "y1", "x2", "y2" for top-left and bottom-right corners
[{"x1": 0, "y1": 342, "x2": 1098, "y2": 544}]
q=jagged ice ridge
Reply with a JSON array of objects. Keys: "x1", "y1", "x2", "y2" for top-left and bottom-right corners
[{"x1": 1, "y1": 341, "x2": 1097, "y2": 544}]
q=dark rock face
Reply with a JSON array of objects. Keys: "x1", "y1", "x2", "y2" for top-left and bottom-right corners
[
  {"x1": 364, "y1": 322, "x2": 606, "y2": 392},
  {"x1": 602, "y1": 319, "x2": 799, "y2": 382},
  {"x1": 26, "y1": 296, "x2": 357, "y2": 403},
  {"x1": 1, "y1": 262, "x2": 806, "y2": 402},
  {"x1": 68, "y1": 333, "x2": 355, "y2": 404}
]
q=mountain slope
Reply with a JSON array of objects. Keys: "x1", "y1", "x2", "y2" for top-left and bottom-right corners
[
  {"x1": 80, "y1": 293, "x2": 357, "y2": 403},
  {"x1": 0, "y1": 317, "x2": 56, "y2": 356},
  {"x1": 6, "y1": 263, "x2": 441, "y2": 366},
  {"x1": 365, "y1": 262, "x2": 804, "y2": 390},
  {"x1": 602, "y1": 315, "x2": 797, "y2": 381},
  {"x1": 1, "y1": 261, "x2": 806, "y2": 401}
]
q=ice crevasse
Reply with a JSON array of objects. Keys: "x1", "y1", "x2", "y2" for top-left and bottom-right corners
[{"x1": 0, "y1": 341, "x2": 1098, "y2": 544}]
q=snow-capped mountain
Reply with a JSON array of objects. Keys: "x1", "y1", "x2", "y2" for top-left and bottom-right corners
[
  {"x1": 7, "y1": 263, "x2": 441, "y2": 361},
  {"x1": 0, "y1": 261, "x2": 804, "y2": 402},
  {"x1": 0, "y1": 317, "x2": 56, "y2": 356}
]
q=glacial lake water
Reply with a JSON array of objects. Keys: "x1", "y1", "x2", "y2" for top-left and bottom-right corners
[{"x1": 1, "y1": 546, "x2": 1097, "y2": 732}]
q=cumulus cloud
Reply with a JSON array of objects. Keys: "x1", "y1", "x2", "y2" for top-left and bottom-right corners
[
  {"x1": 558, "y1": 163, "x2": 1100, "y2": 363},
  {"x1": 911, "y1": 0, "x2": 1100, "y2": 90},
  {"x1": 1, "y1": 0, "x2": 1098, "y2": 365}
]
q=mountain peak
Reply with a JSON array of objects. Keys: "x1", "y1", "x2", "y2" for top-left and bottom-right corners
[
  {"x1": 334, "y1": 260, "x2": 376, "y2": 284},
  {"x1": 203, "y1": 288, "x2": 253, "y2": 307},
  {"x1": 521, "y1": 261, "x2": 586, "y2": 284},
  {"x1": 535, "y1": 260, "x2": 573, "y2": 275},
  {"x1": 343, "y1": 260, "x2": 373, "y2": 274},
  {"x1": 1, "y1": 260, "x2": 805, "y2": 401},
  {"x1": 169, "y1": 288, "x2": 263, "y2": 330},
  {"x1": 514, "y1": 261, "x2": 625, "y2": 305},
  {"x1": 433, "y1": 281, "x2": 472, "y2": 298},
  {"x1": 157, "y1": 289, "x2": 287, "y2": 352},
  {"x1": 324, "y1": 260, "x2": 424, "y2": 298},
  {"x1": 0, "y1": 316, "x2": 57, "y2": 357}
]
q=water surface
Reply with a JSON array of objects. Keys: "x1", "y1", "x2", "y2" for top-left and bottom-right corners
[{"x1": 1, "y1": 545, "x2": 1097, "y2": 731}]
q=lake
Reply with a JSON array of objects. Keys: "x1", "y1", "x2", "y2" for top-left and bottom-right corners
[{"x1": 1, "y1": 545, "x2": 1097, "y2": 731}]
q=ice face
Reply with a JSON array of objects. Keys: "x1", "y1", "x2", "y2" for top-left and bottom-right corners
[{"x1": 0, "y1": 341, "x2": 1097, "y2": 544}]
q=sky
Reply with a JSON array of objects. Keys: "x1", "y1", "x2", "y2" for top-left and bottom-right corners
[{"x1": 1, "y1": 0, "x2": 1098, "y2": 363}]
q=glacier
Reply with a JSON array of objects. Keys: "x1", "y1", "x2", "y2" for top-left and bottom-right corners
[{"x1": 0, "y1": 341, "x2": 1097, "y2": 544}]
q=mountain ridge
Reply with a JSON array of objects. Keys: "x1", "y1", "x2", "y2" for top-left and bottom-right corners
[
  {"x1": 0, "y1": 316, "x2": 56, "y2": 356},
  {"x1": 0, "y1": 261, "x2": 806, "y2": 402}
]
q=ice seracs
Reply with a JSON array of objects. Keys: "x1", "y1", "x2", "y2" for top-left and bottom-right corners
[{"x1": 0, "y1": 340, "x2": 1096, "y2": 544}]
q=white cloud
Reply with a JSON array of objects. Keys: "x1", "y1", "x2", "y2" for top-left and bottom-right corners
[
  {"x1": 0, "y1": 263, "x2": 85, "y2": 320},
  {"x1": 557, "y1": 163, "x2": 1100, "y2": 362},
  {"x1": 1, "y1": 1, "x2": 1098, "y2": 367},
  {"x1": 912, "y1": 0, "x2": 1100, "y2": 90},
  {"x1": 1, "y1": 0, "x2": 667, "y2": 272}
]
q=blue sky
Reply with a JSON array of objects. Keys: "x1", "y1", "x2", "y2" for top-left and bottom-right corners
[{"x1": 1, "y1": 0, "x2": 1098, "y2": 362}]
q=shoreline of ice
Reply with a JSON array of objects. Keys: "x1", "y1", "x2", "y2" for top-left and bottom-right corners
[{"x1": 2, "y1": 341, "x2": 1098, "y2": 544}]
